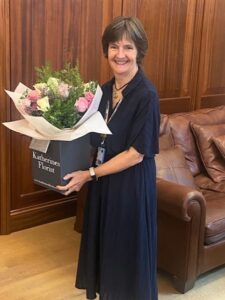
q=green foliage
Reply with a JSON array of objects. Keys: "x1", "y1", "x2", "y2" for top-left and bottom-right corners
[
  {"x1": 32, "y1": 62, "x2": 97, "y2": 129},
  {"x1": 43, "y1": 97, "x2": 81, "y2": 129},
  {"x1": 35, "y1": 63, "x2": 56, "y2": 83},
  {"x1": 35, "y1": 63, "x2": 83, "y2": 87}
]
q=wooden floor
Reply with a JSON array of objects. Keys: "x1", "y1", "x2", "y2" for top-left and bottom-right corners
[
  {"x1": 0, "y1": 217, "x2": 225, "y2": 300},
  {"x1": 0, "y1": 218, "x2": 85, "y2": 300}
]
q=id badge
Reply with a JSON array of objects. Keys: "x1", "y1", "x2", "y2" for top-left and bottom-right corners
[{"x1": 95, "y1": 146, "x2": 106, "y2": 166}]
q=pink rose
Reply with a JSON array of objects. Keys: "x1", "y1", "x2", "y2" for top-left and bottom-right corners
[
  {"x1": 75, "y1": 97, "x2": 89, "y2": 113},
  {"x1": 27, "y1": 90, "x2": 41, "y2": 101},
  {"x1": 22, "y1": 97, "x2": 38, "y2": 114},
  {"x1": 21, "y1": 98, "x2": 31, "y2": 113},
  {"x1": 84, "y1": 91, "x2": 94, "y2": 104},
  {"x1": 23, "y1": 98, "x2": 31, "y2": 107}
]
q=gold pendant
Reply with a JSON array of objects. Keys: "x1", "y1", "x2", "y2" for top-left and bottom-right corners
[{"x1": 113, "y1": 89, "x2": 119, "y2": 101}]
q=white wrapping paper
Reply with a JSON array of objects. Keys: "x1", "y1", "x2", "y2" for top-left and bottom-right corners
[{"x1": 3, "y1": 83, "x2": 111, "y2": 141}]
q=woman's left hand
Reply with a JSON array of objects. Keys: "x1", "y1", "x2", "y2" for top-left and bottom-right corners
[{"x1": 56, "y1": 170, "x2": 91, "y2": 195}]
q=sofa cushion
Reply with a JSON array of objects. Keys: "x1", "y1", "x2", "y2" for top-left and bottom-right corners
[
  {"x1": 168, "y1": 105, "x2": 225, "y2": 176},
  {"x1": 195, "y1": 174, "x2": 225, "y2": 193},
  {"x1": 160, "y1": 114, "x2": 170, "y2": 135},
  {"x1": 155, "y1": 147, "x2": 196, "y2": 188},
  {"x1": 213, "y1": 135, "x2": 225, "y2": 159},
  {"x1": 203, "y1": 190, "x2": 225, "y2": 245},
  {"x1": 191, "y1": 123, "x2": 225, "y2": 182},
  {"x1": 159, "y1": 134, "x2": 174, "y2": 150}
]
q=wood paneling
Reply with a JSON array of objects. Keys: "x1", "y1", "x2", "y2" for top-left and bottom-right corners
[
  {"x1": 8, "y1": 0, "x2": 79, "y2": 231},
  {"x1": 1, "y1": 0, "x2": 122, "y2": 233},
  {"x1": 0, "y1": 0, "x2": 10, "y2": 234},
  {"x1": 77, "y1": 0, "x2": 122, "y2": 84},
  {"x1": 196, "y1": 0, "x2": 225, "y2": 108},
  {"x1": 1, "y1": 0, "x2": 225, "y2": 233},
  {"x1": 8, "y1": 0, "x2": 81, "y2": 233},
  {"x1": 123, "y1": 0, "x2": 205, "y2": 113}
]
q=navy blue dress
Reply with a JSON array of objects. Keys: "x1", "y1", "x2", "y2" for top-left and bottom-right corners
[{"x1": 75, "y1": 69, "x2": 160, "y2": 300}]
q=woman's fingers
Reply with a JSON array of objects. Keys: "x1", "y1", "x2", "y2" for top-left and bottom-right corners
[
  {"x1": 56, "y1": 170, "x2": 87, "y2": 194},
  {"x1": 56, "y1": 181, "x2": 82, "y2": 193},
  {"x1": 63, "y1": 172, "x2": 75, "y2": 180},
  {"x1": 56, "y1": 184, "x2": 69, "y2": 191},
  {"x1": 56, "y1": 172, "x2": 77, "y2": 190}
]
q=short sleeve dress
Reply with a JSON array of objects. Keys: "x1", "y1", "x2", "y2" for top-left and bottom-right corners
[{"x1": 75, "y1": 68, "x2": 160, "y2": 300}]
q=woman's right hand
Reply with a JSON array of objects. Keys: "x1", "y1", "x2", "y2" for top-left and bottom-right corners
[{"x1": 56, "y1": 170, "x2": 92, "y2": 195}]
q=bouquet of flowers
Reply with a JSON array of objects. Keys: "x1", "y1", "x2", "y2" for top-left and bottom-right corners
[
  {"x1": 21, "y1": 64, "x2": 97, "y2": 129},
  {"x1": 3, "y1": 64, "x2": 111, "y2": 192},
  {"x1": 3, "y1": 63, "x2": 110, "y2": 141}
]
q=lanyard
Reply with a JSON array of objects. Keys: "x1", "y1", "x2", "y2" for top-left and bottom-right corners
[
  {"x1": 101, "y1": 98, "x2": 123, "y2": 144},
  {"x1": 105, "y1": 98, "x2": 123, "y2": 124}
]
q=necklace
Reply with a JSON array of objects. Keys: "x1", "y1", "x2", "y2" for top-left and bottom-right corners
[
  {"x1": 114, "y1": 81, "x2": 129, "y2": 91},
  {"x1": 112, "y1": 86, "x2": 121, "y2": 103},
  {"x1": 112, "y1": 81, "x2": 130, "y2": 104}
]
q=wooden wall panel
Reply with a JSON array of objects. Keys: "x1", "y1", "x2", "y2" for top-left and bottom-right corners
[
  {"x1": 9, "y1": 0, "x2": 81, "y2": 209},
  {"x1": 1, "y1": 0, "x2": 122, "y2": 233},
  {"x1": 0, "y1": 0, "x2": 11, "y2": 233},
  {"x1": 123, "y1": 0, "x2": 205, "y2": 113},
  {"x1": 196, "y1": 0, "x2": 225, "y2": 108},
  {"x1": 2, "y1": 0, "x2": 225, "y2": 233},
  {"x1": 77, "y1": 0, "x2": 122, "y2": 84}
]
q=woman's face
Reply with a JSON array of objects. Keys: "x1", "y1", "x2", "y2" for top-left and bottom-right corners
[{"x1": 107, "y1": 35, "x2": 138, "y2": 78}]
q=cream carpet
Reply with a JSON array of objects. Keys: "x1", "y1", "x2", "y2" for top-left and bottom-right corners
[
  {"x1": 158, "y1": 268, "x2": 225, "y2": 299},
  {"x1": 0, "y1": 217, "x2": 224, "y2": 300}
]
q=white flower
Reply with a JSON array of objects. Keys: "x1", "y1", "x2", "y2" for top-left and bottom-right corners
[
  {"x1": 37, "y1": 96, "x2": 50, "y2": 112},
  {"x1": 33, "y1": 83, "x2": 48, "y2": 92},
  {"x1": 47, "y1": 77, "x2": 60, "y2": 93}
]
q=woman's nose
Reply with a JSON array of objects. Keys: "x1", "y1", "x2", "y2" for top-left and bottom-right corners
[{"x1": 116, "y1": 47, "x2": 125, "y2": 58}]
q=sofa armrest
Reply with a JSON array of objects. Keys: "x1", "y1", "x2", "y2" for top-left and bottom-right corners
[{"x1": 157, "y1": 178, "x2": 206, "y2": 221}]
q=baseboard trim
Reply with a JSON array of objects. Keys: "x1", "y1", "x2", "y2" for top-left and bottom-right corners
[{"x1": 6, "y1": 196, "x2": 77, "y2": 234}]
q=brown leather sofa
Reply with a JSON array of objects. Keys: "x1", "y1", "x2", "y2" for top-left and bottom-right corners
[{"x1": 156, "y1": 105, "x2": 225, "y2": 293}]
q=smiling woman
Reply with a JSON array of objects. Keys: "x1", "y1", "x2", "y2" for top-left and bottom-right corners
[
  {"x1": 57, "y1": 16, "x2": 160, "y2": 300},
  {"x1": 108, "y1": 37, "x2": 138, "y2": 109},
  {"x1": 102, "y1": 16, "x2": 148, "y2": 110}
]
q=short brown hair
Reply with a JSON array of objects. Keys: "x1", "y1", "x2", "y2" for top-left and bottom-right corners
[{"x1": 102, "y1": 16, "x2": 148, "y2": 65}]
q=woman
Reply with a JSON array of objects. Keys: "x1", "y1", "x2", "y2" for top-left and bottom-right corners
[{"x1": 57, "y1": 16, "x2": 160, "y2": 300}]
